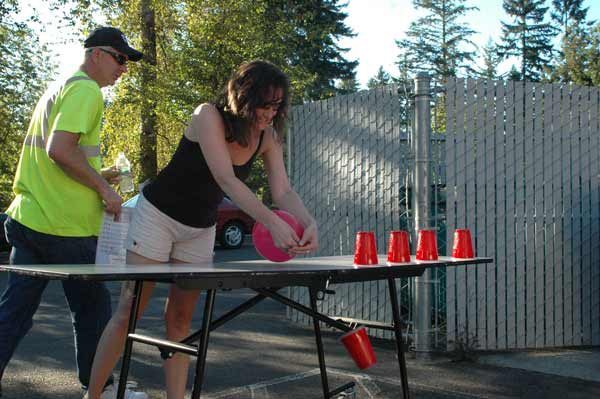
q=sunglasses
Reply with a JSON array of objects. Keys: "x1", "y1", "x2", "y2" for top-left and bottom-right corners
[
  {"x1": 98, "y1": 48, "x2": 128, "y2": 65},
  {"x1": 259, "y1": 99, "x2": 283, "y2": 111}
]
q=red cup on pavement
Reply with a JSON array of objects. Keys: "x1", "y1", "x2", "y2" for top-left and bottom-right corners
[
  {"x1": 340, "y1": 327, "x2": 377, "y2": 369},
  {"x1": 416, "y1": 229, "x2": 438, "y2": 260},
  {"x1": 353, "y1": 231, "x2": 379, "y2": 266},
  {"x1": 387, "y1": 230, "x2": 411, "y2": 264},
  {"x1": 452, "y1": 229, "x2": 474, "y2": 258}
]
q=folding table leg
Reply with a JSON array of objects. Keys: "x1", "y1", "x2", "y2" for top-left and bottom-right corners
[
  {"x1": 191, "y1": 289, "x2": 217, "y2": 399},
  {"x1": 117, "y1": 281, "x2": 144, "y2": 399},
  {"x1": 388, "y1": 278, "x2": 410, "y2": 399},
  {"x1": 309, "y1": 287, "x2": 330, "y2": 398}
]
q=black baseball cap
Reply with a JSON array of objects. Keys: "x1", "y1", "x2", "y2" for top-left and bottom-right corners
[{"x1": 84, "y1": 27, "x2": 143, "y2": 62}]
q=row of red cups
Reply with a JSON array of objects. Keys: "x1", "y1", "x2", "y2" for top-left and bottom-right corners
[
  {"x1": 341, "y1": 229, "x2": 474, "y2": 370},
  {"x1": 354, "y1": 229, "x2": 474, "y2": 266}
]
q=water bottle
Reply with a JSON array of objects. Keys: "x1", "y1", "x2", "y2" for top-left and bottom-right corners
[{"x1": 115, "y1": 152, "x2": 134, "y2": 193}]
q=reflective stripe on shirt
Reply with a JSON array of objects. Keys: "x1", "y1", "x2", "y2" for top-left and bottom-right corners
[
  {"x1": 23, "y1": 135, "x2": 100, "y2": 157},
  {"x1": 24, "y1": 75, "x2": 100, "y2": 158}
]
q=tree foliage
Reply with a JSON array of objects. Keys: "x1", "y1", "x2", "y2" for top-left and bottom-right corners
[
  {"x1": 476, "y1": 39, "x2": 502, "y2": 79},
  {"x1": 55, "y1": 0, "x2": 357, "y2": 202},
  {"x1": 0, "y1": 3, "x2": 55, "y2": 208},
  {"x1": 548, "y1": 0, "x2": 597, "y2": 85},
  {"x1": 551, "y1": 0, "x2": 590, "y2": 38},
  {"x1": 367, "y1": 66, "x2": 392, "y2": 89},
  {"x1": 588, "y1": 24, "x2": 600, "y2": 85},
  {"x1": 396, "y1": 0, "x2": 478, "y2": 80},
  {"x1": 497, "y1": 0, "x2": 558, "y2": 81},
  {"x1": 336, "y1": 73, "x2": 359, "y2": 94},
  {"x1": 550, "y1": 21, "x2": 600, "y2": 85}
]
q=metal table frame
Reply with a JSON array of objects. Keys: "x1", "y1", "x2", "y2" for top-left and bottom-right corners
[{"x1": 0, "y1": 255, "x2": 492, "y2": 399}]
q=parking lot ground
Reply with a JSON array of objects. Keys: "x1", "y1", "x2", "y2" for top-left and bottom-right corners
[{"x1": 0, "y1": 248, "x2": 599, "y2": 398}]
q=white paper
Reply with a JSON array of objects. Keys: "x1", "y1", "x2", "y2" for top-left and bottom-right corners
[{"x1": 95, "y1": 208, "x2": 133, "y2": 265}]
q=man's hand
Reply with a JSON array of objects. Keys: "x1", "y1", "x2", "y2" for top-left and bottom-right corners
[
  {"x1": 47, "y1": 132, "x2": 123, "y2": 217},
  {"x1": 101, "y1": 166, "x2": 121, "y2": 185},
  {"x1": 100, "y1": 185, "x2": 123, "y2": 221}
]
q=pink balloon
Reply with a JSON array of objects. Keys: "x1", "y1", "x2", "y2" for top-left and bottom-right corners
[{"x1": 252, "y1": 210, "x2": 305, "y2": 262}]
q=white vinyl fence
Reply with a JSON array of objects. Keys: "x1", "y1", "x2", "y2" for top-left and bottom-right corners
[
  {"x1": 287, "y1": 77, "x2": 600, "y2": 350},
  {"x1": 286, "y1": 84, "x2": 416, "y2": 340},
  {"x1": 445, "y1": 78, "x2": 600, "y2": 349}
]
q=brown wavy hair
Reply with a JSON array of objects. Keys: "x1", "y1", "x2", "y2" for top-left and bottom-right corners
[{"x1": 216, "y1": 60, "x2": 290, "y2": 147}]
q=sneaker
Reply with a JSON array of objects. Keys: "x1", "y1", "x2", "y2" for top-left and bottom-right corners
[{"x1": 84, "y1": 382, "x2": 148, "y2": 399}]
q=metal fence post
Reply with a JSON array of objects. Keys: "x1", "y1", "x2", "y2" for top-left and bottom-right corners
[{"x1": 413, "y1": 72, "x2": 433, "y2": 355}]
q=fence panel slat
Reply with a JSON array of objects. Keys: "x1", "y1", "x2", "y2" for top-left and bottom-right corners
[
  {"x1": 495, "y1": 81, "x2": 507, "y2": 349},
  {"x1": 514, "y1": 82, "x2": 526, "y2": 348},
  {"x1": 446, "y1": 78, "x2": 458, "y2": 347},
  {"x1": 532, "y1": 84, "x2": 545, "y2": 347},
  {"x1": 455, "y1": 78, "x2": 469, "y2": 344},
  {"x1": 465, "y1": 79, "x2": 478, "y2": 342},
  {"x1": 592, "y1": 89, "x2": 600, "y2": 346},
  {"x1": 572, "y1": 86, "x2": 583, "y2": 346},
  {"x1": 484, "y1": 80, "x2": 498, "y2": 349},
  {"x1": 475, "y1": 79, "x2": 488, "y2": 349},
  {"x1": 524, "y1": 81, "x2": 536, "y2": 348},
  {"x1": 554, "y1": 85, "x2": 566, "y2": 346},
  {"x1": 543, "y1": 84, "x2": 555, "y2": 347},
  {"x1": 563, "y1": 85, "x2": 574, "y2": 346},
  {"x1": 580, "y1": 86, "x2": 592, "y2": 345},
  {"x1": 505, "y1": 81, "x2": 517, "y2": 348}
]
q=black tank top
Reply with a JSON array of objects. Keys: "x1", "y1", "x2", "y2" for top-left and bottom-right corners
[{"x1": 143, "y1": 130, "x2": 264, "y2": 227}]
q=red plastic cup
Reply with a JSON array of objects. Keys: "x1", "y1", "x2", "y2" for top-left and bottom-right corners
[
  {"x1": 252, "y1": 210, "x2": 305, "y2": 262},
  {"x1": 416, "y1": 229, "x2": 438, "y2": 260},
  {"x1": 340, "y1": 327, "x2": 377, "y2": 369},
  {"x1": 387, "y1": 230, "x2": 411, "y2": 264},
  {"x1": 452, "y1": 229, "x2": 474, "y2": 258},
  {"x1": 353, "y1": 231, "x2": 378, "y2": 266}
]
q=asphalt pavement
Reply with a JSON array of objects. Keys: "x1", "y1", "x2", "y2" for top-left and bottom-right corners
[{"x1": 0, "y1": 244, "x2": 599, "y2": 398}]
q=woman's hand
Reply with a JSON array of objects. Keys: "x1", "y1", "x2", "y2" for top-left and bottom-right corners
[
  {"x1": 267, "y1": 216, "x2": 302, "y2": 251},
  {"x1": 289, "y1": 222, "x2": 318, "y2": 255}
]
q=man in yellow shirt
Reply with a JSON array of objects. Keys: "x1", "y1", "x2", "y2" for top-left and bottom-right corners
[{"x1": 0, "y1": 27, "x2": 144, "y2": 398}]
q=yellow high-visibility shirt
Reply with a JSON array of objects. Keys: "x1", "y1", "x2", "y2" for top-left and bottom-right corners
[{"x1": 6, "y1": 71, "x2": 105, "y2": 237}]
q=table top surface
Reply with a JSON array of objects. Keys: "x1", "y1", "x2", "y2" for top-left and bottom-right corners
[{"x1": 0, "y1": 255, "x2": 492, "y2": 284}]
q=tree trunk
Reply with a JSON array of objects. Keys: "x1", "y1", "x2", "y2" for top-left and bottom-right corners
[{"x1": 139, "y1": 0, "x2": 157, "y2": 182}]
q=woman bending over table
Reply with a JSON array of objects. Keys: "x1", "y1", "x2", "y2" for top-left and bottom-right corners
[{"x1": 85, "y1": 60, "x2": 319, "y2": 399}]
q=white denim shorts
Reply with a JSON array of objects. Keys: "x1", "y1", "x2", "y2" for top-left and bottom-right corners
[{"x1": 125, "y1": 193, "x2": 215, "y2": 263}]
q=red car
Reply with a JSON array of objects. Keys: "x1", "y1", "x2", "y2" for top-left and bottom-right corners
[{"x1": 216, "y1": 197, "x2": 255, "y2": 249}]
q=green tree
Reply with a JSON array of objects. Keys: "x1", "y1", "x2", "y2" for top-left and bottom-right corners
[
  {"x1": 508, "y1": 65, "x2": 521, "y2": 81},
  {"x1": 548, "y1": 0, "x2": 595, "y2": 84},
  {"x1": 587, "y1": 23, "x2": 600, "y2": 85},
  {"x1": 139, "y1": 0, "x2": 158, "y2": 183},
  {"x1": 280, "y1": 0, "x2": 358, "y2": 99},
  {"x1": 0, "y1": 3, "x2": 55, "y2": 208},
  {"x1": 395, "y1": 0, "x2": 478, "y2": 80},
  {"x1": 336, "y1": 73, "x2": 359, "y2": 94},
  {"x1": 59, "y1": 0, "x2": 357, "y2": 203},
  {"x1": 476, "y1": 38, "x2": 502, "y2": 79},
  {"x1": 367, "y1": 66, "x2": 392, "y2": 89},
  {"x1": 551, "y1": 0, "x2": 590, "y2": 39},
  {"x1": 549, "y1": 23, "x2": 595, "y2": 84},
  {"x1": 497, "y1": 0, "x2": 558, "y2": 81}
]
